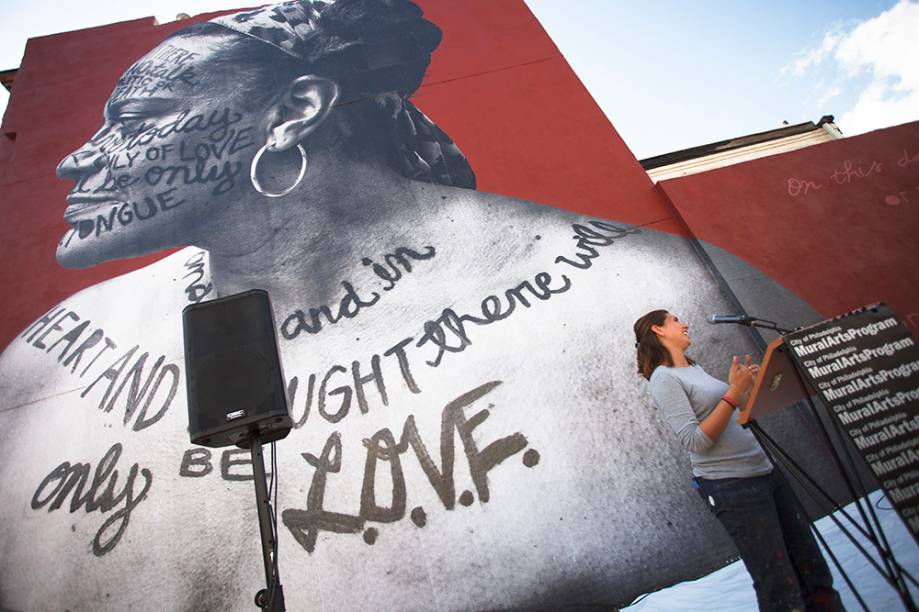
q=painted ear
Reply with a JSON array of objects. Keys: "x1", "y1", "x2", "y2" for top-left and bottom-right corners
[{"x1": 263, "y1": 76, "x2": 340, "y2": 151}]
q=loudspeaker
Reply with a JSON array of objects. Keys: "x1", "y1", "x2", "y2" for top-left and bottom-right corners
[{"x1": 183, "y1": 289, "x2": 292, "y2": 448}]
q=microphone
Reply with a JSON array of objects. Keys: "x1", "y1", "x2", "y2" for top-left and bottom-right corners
[{"x1": 708, "y1": 314, "x2": 756, "y2": 325}]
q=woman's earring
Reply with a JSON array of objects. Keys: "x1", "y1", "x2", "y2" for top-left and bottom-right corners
[{"x1": 250, "y1": 143, "x2": 308, "y2": 198}]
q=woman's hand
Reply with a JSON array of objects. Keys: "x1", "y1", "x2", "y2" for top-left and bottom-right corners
[{"x1": 727, "y1": 354, "x2": 756, "y2": 401}]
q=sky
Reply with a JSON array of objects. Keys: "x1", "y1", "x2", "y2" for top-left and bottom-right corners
[{"x1": 0, "y1": 0, "x2": 917, "y2": 159}]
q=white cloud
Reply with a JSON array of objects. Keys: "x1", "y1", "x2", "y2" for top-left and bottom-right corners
[
  {"x1": 785, "y1": 0, "x2": 919, "y2": 135},
  {"x1": 815, "y1": 85, "x2": 843, "y2": 109},
  {"x1": 787, "y1": 28, "x2": 844, "y2": 77},
  {"x1": 835, "y1": 0, "x2": 919, "y2": 133}
]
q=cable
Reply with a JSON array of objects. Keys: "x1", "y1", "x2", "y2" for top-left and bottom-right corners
[
  {"x1": 264, "y1": 440, "x2": 280, "y2": 610},
  {"x1": 628, "y1": 592, "x2": 650, "y2": 606},
  {"x1": 874, "y1": 494, "x2": 894, "y2": 511},
  {"x1": 272, "y1": 439, "x2": 279, "y2": 579}
]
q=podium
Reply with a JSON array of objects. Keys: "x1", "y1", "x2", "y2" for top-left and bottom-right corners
[
  {"x1": 738, "y1": 336, "x2": 810, "y2": 427},
  {"x1": 738, "y1": 305, "x2": 918, "y2": 611}
]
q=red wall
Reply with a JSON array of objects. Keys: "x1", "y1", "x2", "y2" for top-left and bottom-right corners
[{"x1": 659, "y1": 121, "x2": 919, "y2": 327}]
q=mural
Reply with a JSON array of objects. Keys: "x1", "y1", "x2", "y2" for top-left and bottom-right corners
[{"x1": 0, "y1": 0, "x2": 884, "y2": 610}]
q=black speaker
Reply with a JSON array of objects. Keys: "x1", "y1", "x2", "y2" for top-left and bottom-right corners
[{"x1": 183, "y1": 289, "x2": 292, "y2": 448}]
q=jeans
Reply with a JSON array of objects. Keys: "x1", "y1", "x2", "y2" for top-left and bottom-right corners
[{"x1": 695, "y1": 470, "x2": 845, "y2": 612}]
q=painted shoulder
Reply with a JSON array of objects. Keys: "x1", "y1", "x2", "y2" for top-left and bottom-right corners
[{"x1": 0, "y1": 248, "x2": 202, "y2": 402}]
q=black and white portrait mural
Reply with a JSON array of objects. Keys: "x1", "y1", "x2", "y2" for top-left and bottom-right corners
[{"x1": 0, "y1": 0, "x2": 839, "y2": 609}]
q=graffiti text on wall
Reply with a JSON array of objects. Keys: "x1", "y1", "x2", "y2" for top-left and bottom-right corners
[
  {"x1": 176, "y1": 219, "x2": 634, "y2": 552},
  {"x1": 184, "y1": 250, "x2": 213, "y2": 304},
  {"x1": 281, "y1": 245, "x2": 436, "y2": 340},
  {"x1": 28, "y1": 219, "x2": 634, "y2": 556},
  {"x1": 30, "y1": 443, "x2": 153, "y2": 556},
  {"x1": 417, "y1": 220, "x2": 639, "y2": 367},
  {"x1": 61, "y1": 44, "x2": 262, "y2": 244},
  {"x1": 786, "y1": 148, "x2": 919, "y2": 207},
  {"x1": 280, "y1": 380, "x2": 535, "y2": 552},
  {"x1": 19, "y1": 307, "x2": 180, "y2": 431}
]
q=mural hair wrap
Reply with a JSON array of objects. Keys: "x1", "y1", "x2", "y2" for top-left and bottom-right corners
[{"x1": 208, "y1": 0, "x2": 476, "y2": 189}]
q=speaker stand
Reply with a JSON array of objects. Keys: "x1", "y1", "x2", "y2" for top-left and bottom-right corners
[{"x1": 247, "y1": 433, "x2": 285, "y2": 611}]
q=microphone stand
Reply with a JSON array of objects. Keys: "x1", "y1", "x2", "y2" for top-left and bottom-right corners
[{"x1": 745, "y1": 318, "x2": 792, "y2": 335}]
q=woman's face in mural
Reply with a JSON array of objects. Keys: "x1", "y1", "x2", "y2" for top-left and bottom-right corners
[{"x1": 54, "y1": 34, "x2": 273, "y2": 269}]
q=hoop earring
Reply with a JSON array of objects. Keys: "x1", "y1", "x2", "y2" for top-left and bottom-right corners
[{"x1": 250, "y1": 143, "x2": 308, "y2": 198}]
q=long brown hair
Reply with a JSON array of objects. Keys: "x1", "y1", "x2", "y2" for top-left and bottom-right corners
[{"x1": 633, "y1": 309, "x2": 694, "y2": 380}]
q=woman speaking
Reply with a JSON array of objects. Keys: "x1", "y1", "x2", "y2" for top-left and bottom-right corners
[{"x1": 634, "y1": 309, "x2": 843, "y2": 611}]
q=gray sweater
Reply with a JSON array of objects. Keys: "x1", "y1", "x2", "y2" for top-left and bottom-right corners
[{"x1": 650, "y1": 364, "x2": 772, "y2": 479}]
